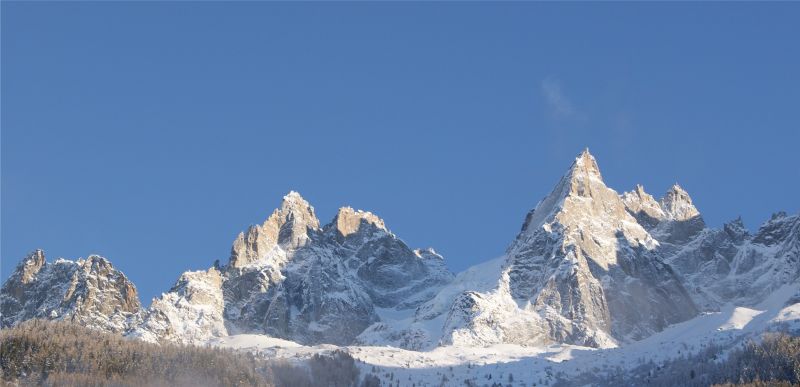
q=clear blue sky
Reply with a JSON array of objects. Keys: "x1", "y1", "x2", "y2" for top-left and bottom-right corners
[{"x1": 2, "y1": 3, "x2": 798, "y2": 303}]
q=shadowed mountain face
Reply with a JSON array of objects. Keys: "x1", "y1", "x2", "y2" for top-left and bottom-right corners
[
  {"x1": 2, "y1": 150, "x2": 797, "y2": 350},
  {"x1": 658, "y1": 210, "x2": 800, "y2": 311}
]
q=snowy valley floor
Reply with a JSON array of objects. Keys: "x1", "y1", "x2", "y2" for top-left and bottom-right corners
[{"x1": 210, "y1": 284, "x2": 800, "y2": 386}]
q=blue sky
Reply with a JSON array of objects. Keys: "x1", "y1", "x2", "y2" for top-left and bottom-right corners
[{"x1": 2, "y1": 3, "x2": 798, "y2": 303}]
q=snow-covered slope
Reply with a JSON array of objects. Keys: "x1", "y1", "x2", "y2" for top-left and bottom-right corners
[
  {"x1": 664, "y1": 212, "x2": 799, "y2": 309},
  {"x1": 356, "y1": 256, "x2": 506, "y2": 350},
  {"x1": 215, "y1": 282, "x2": 800, "y2": 387},
  {"x1": 129, "y1": 267, "x2": 227, "y2": 344}
]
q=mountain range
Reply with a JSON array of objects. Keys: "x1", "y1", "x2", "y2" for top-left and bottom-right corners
[{"x1": 3, "y1": 149, "x2": 798, "y2": 354}]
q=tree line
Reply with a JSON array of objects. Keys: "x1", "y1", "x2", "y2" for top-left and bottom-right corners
[
  {"x1": 0, "y1": 319, "x2": 366, "y2": 386},
  {"x1": 558, "y1": 332, "x2": 800, "y2": 387}
]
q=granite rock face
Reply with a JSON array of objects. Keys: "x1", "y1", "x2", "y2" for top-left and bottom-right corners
[{"x1": 0, "y1": 250, "x2": 142, "y2": 333}]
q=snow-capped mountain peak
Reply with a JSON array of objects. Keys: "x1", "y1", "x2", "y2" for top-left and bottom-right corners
[
  {"x1": 518, "y1": 149, "x2": 609, "y2": 237},
  {"x1": 501, "y1": 150, "x2": 695, "y2": 346},
  {"x1": 395, "y1": 149, "x2": 697, "y2": 350},
  {"x1": 555, "y1": 147, "x2": 605, "y2": 198},
  {"x1": 126, "y1": 192, "x2": 454, "y2": 346},
  {"x1": 571, "y1": 147, "x2": 603, "y2": 179},
  {"x1": 1, "y1": 250, "x2": 142, "y2": 333},
  {"x1": 268, "y1": 190, "x2": 321, "y2": 248},
  {"x1": 228, "y1": 191, "x2": 320, "y2": 269}
]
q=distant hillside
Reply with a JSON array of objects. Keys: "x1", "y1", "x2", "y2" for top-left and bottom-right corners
[
  {"x1": 0, "y1": 320, "x2": 361, "y2": 387},
  {"x1": 560, "y1": 332, "x2": 800, "y2": 387}
]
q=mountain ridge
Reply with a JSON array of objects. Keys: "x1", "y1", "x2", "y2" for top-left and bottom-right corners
[{"x1": 2, "y1": 150, "x2": 797, "y2": 354}]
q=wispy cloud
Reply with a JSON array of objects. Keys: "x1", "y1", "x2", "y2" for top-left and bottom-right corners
[{"x1": 541, "y1": 77, "x2": 577, "y2": 118}]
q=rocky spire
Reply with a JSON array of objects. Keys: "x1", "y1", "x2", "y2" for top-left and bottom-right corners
[
  {"x1": 628, "y1": 184, "x2": 658, "y2": 206},
  {"x1": 621, "y1": 184, "x2": 666, "y2": 230},
  {"x1": 331, "y1": 207, "x2": 387, "y2": 237},
  {"x1": 660, "y1": 184, "x2": 701, "y2": 222},
  {"x1": 573, "y1": 148, "x2": 603, "y2": 179},
  {"x1": 2, "y1": 250, "x2": 47, "y2": 303},
  {"x1": 229, "y1": 191, "x2": 321, "y2": 268},
  {"x1": 552, "y1": 149, "x2": 604, "y2": 197},
  {"x1": 640, "y1": 184, "x2": 706, "y2": 244},
  {"x1": 17, "y1": 249, "x2": 47, "y2": 284},
  {"x1": 268, "y1": 191, "x2": 321, "y2": 249},
  {"x1": 562, "y1": 148, "x2": 605, "y2": 198},
  {"x1": 512, "y1": 148, "x2": 657, "y2": 268},
  {"x1": 519, "y1": 149, "x2": 608, "y2": 234}
]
